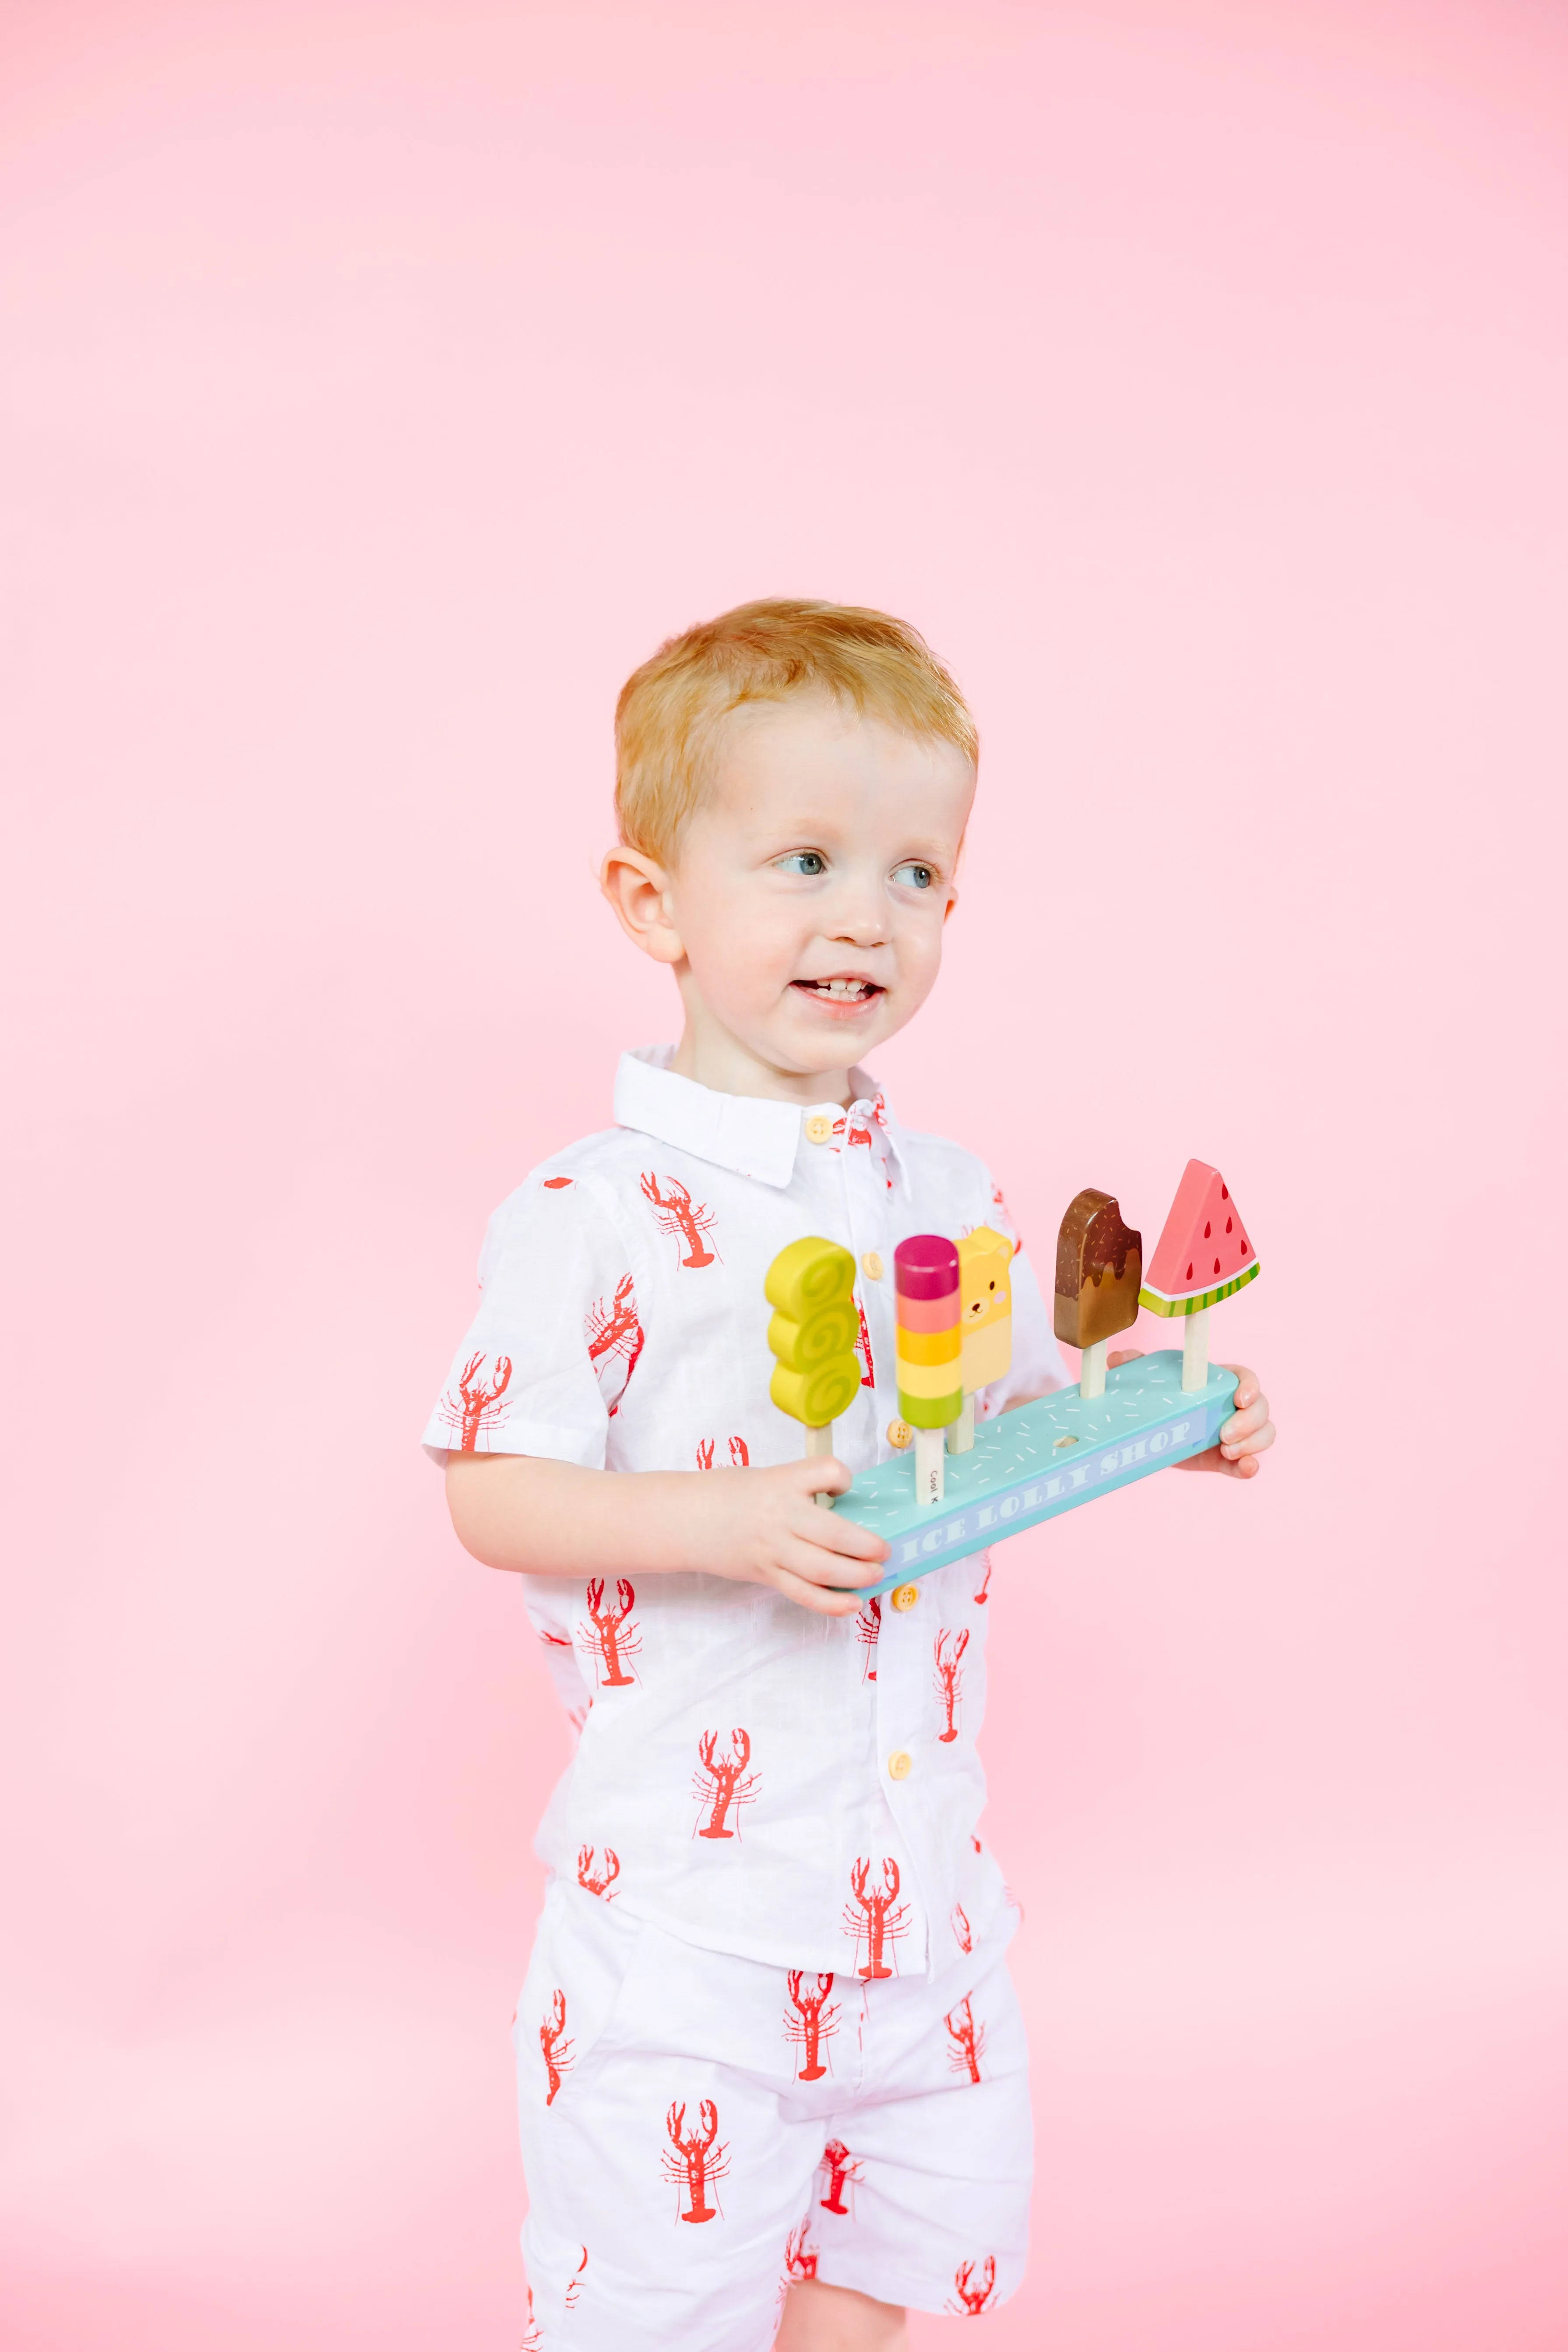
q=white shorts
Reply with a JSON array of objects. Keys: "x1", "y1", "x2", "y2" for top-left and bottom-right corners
[{"x1": 513, "y1": 1880, "x2": 1031, "y2": 2351}]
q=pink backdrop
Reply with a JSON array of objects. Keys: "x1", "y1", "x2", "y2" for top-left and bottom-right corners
[{"x1": 4, "y1": 3, "x2": 1566, "y2": 2345}]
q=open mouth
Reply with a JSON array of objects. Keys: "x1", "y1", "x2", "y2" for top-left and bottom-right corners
[{"x1": 791, "y1": 977, "x2": 884, "y2": 1010}]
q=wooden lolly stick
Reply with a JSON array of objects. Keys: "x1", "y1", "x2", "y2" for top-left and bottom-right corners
[
  {"x1": 946, "y1": 1393, "x2": 976, "y2": 1455},
  {"x1": 914, "y1": 1425, "x2": 946, "y2": 1508},
  {"x1": 805, "y1": 1420, "x2": 835, "y2": 1507},
  {"x1": 1181, "y1": 1306, "x2": 1209, "y2": 1393},
  {"x1": 1078, "y1": 1339, "x2": 1107, "y2": 1400}
]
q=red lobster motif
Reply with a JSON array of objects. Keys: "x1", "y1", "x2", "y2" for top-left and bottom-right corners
[
  {"x1": 974, "y1": 1557, "x2": 992, "y2": 1605},
  {"x1": 696, "y1": 1435, "x2": 751, "y2": 1469},
  {"x1": 578, "y1": 1579, "x2": 639, "y2": 1688},
  {"x1": 519, "y1": 2283, "x2": 544, "y2": 2352},
  {"x1": 576, "y1": 1844, "x2": 620, "y2": 1900},
  {"x1": 855, "y1": 1293, "x2": 875, "y2": 1388},
  {"x1": 818, "y1": 2136, "x2": 863, "y2": 2216},
  {"x1": 784, "y1": 1970, "x2": 839, "y2": 2082},
  {"x1": 934, "y1": 1627, "x2": 969, "y2": 1743},
  {"x1": 440, "y1": 1350, "x2": 513, "y2": 1452},
  {"x1": 949, "y1": 2255, "x2": 997, "y2": 2314},
  {"x1": 951, "y1": 1901, "x2": 973, "y2": 1954},
  {"x1": 662, "y1": 2099, "x2": 729, "y2": 2223},
  {"x1": 855, "y1": 1595, "x2": 881, "y2": 1681},
  {"x1": 539, "y1": 1989, "x2": 574, "y2": 2105},
  {"x1": 640, "y1": 1171, "x2": 717, "y2": 1268},
  {"x1": 693, "y1": 1728, "x2": 758, "y2": 1839},
  {"x1": 584, "y1": 1274, "x2": 645, "y2": 1416},
  {"x1": 844, "y1": 1857, "x2": 909, "y2": 1981},
  {"x1": 944, "y1": 1991, "x2": 986, "y2": 2083},
  {"x1": 565, "y1": 2246, "x2": 587, "y2": 2310},
  {"x1": 784, "y1": 2218, "x2": 819, "y2": 2279}
]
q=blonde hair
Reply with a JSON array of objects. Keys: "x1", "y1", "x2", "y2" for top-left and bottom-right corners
[{"x1": 614, "y1": 597, "x2": 977, "y2": 863}]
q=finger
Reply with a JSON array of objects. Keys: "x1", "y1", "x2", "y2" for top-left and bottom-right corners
[
  {"x1": 1221, "y1": 1418, "x2": 1275, "y2": 1462},
  {"x1": 1218, "y1": 1363, "x2": 1259, "y2": 1411},
  {"x1": 1219, "y1": 1396, "x2": 1268, "y2": 1444},
  {"x1": 789, "y1": 1453, "x2": 855, "y2": 1500},
  {"x1": 776, "y1": 1533, "x2": 886, "y2": 1588},
  {"x1": 784, "y1": 1496, "x2": 888, "y2": 1560},
  {"x1": 766, "y1": 1564, "x2": 865, "y2": 1616},
  {"x1": 1106, "y1": 1348, "x2": 1144, "y2": 1368}
]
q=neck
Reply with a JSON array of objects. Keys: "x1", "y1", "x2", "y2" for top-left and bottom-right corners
[{"x1": 668, "y1": 993, "x2": 853, "y2": 1109}]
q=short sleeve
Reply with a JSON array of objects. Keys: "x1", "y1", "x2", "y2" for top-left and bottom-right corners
[
  {"x1": 422, "y1": 1173, "x2": 639, "y2": 1468},
  {"x1": 974, "y1": 1167, "x2": 1070, "y2": 1412}
]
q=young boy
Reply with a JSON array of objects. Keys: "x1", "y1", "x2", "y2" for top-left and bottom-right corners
[{"x1": 431, "y1": 601, "x2": 1274, "y2": 2352}]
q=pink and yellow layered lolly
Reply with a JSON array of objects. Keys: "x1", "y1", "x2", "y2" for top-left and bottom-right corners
[{"x1": 894, "y1": 1234, "x2": 963, "y2": 1430}]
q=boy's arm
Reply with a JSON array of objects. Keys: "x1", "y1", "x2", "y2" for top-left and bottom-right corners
[{"x1": 446, "y1": 1453, "x2": 889, "y2": 1618}]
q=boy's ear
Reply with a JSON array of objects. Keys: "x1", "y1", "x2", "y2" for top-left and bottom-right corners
[
  {"x1": 600, "y1": 846, "x2": 685, "y2": 966},
  {"x1": 943, "y1": 884, "x2": 960, "y2": 924}
]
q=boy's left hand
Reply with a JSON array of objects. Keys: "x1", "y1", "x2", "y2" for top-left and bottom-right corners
[{"x1": 1106, "y1": 1353, "x2": 1275, "y2": 1478}]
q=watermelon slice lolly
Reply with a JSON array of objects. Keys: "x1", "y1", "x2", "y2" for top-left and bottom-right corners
[{"x1": 1138, "y1": 1160, "x2": 1260, "y2": 1393}]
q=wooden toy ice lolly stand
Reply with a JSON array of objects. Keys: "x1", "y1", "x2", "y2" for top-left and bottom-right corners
[
  {"x1": 764, "y1": 1236, "x2": 862, "y2": 1505},
  {"x1": 759, "y1": 1159, "x2": 1261, "y2": 1597}
]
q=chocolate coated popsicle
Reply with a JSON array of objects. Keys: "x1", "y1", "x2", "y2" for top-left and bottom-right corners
[{"x1": 1053, "y1": 1189, "x2": 1142, "y2": 1398}]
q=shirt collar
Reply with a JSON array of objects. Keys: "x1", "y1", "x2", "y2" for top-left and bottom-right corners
[{"x1": 612, "y1": 1046, "x2": 907, "y2": 1191}]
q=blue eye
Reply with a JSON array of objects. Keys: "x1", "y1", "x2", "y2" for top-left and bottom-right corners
[
  {"x1": 775, "y1": 850, "x2": 827, "y2": 877},
  {"x1": 892, "y1": 861, "x2": 936, "y2": 891}
]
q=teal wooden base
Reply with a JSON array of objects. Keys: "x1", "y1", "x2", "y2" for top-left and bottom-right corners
[{"x1": 837, "y1": 1350, "x2": 1237, "y2": 1596}]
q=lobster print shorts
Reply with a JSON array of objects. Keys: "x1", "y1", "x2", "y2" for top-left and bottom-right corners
[{"x1": 515, "y1": 1880, "x2": 1031, "y2": 2351}]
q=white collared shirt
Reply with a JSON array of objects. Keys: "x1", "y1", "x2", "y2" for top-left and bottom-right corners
[{"x1": 424, "y1": 1048, "x2": 1068, "y2": 1975}]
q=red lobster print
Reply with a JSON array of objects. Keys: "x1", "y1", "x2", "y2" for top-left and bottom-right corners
[
  {"x1": 855, "y1": 1595, "x2": 881, "y2": 1681},
  {"x1": 951, "y1": 1901, "x2": 973, "y2": 1954},
  {"x1": 855, "y1": 1293, "x2": 875, "y2": 1388},
  {"x1": 663, "y1": 2099, "x2": 729, "y2": 2223},
  {"x1": 578, "y1": 1579, "x2": 640, "y2": 1688},
  {"x1": 974, "y1": 1557, "x2": 992, "y2": 1605},
  {"x1": 693, "y1": 1728, "x2": 758, "y2": 1839},
  {"x1": 830, "y1": 1112, "x2": 874, "y2": 1150},
  {"x1": 818, "y1": 2137, "x2": 863, "y2": 2216},
  {"x1": 640, "y1": 1171, "x2": 718, "y2": 1268},
  {"x1": 934, "y1": 1627, "x2": 969, "y2": 1743},
  {"x1": 519, "y1": 2283, "x2": 544, "y2": 2352},
  {"x1": 944, "y1": 1992, "x2": 987, "y2": 2083},
  {"x1": 948, "y1": 2256, "x2": 997, "y2": 2315},
  {"x1": 695, "y1": 1435, "x2": 751, "y2": 1470},
  {"x1": 565, "y1": 2247, "x2": 587, "y2": 2310},
  {"x1": 539, "y1": 1989, "x2": 574, "y2": 2105},
  {"x1": 584, "y1": 1274, "x2": 645, "y2": 1416},
  {"x1": 784, "y1": 1971, "x2": 839, "y2": 2082},
  {"x1": 784, "y1": 2219, "x2": 819, "y2": 2279},
  {"x1": 576, "y1": 1844, "x2": 620, "y2": 1900},
  {"x1": 440, "y1": 1350, "x2": 513, "y2": 1452},
  {"x1": 844, "y1": 1857, "x2": 909, "y2": 1981}
]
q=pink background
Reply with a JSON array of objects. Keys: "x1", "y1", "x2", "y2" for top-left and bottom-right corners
[{"x1": 3, "y1": 3, "x2": 1565, "y2": 2345}]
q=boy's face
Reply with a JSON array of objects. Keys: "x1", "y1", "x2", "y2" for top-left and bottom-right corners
[{"x1": 641, "y1": 695, "x2": 975, "y2": 1087}]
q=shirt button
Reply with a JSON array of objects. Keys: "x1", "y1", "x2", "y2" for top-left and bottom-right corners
[
  {"x1": 886, "y1": 1420, "x2": 913, "y2": 1449},
  {"x1": 887, "y1": 1749, "x2": 914, "y2": 1781},
  {"x1": 861, "y1": 1250, "x2": 884, "y2": 1281},
  {"x1": 804, "y1": 1113, "x2": 833, "y2": 1145},
  {"x1": 890, "y1": 1583, "x2": 920, "y2": 1613}
]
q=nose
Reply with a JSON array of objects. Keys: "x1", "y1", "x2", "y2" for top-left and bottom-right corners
[{"x1": 825, "y1": 869, "x2": 891, "y2": 949}]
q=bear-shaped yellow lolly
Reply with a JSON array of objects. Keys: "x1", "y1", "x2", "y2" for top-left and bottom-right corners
[{"x1": 958, "y1": 1225, "x2": 1015, "y2": 1404}]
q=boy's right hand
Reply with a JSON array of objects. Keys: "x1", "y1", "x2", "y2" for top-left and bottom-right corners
[
  {"x1": 445, "y1": 1449, "x2": 889, "y2": 1616},
  {"x1": 683, "y1": 1461, "x2": 890, "y2": 1617}
]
